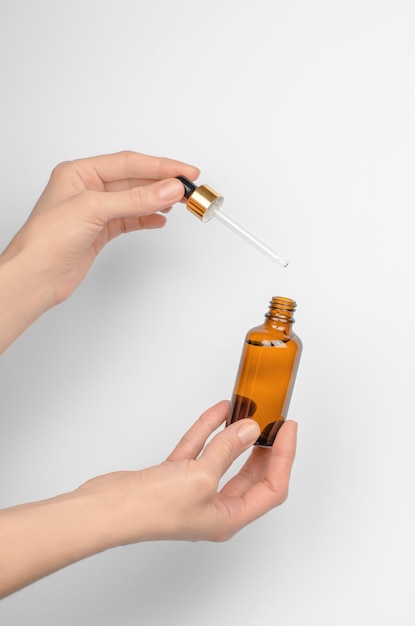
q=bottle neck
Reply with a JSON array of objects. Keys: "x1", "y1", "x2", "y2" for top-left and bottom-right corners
[{"x1": 264, "y1": 296, "x2": 296, "y2": 334}]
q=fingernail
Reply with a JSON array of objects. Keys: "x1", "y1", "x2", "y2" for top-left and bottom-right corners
[
  {"x1": 237, "y1": 420, "x2": 260, "y2": 445},
  {"x1": 158, "y1": 179, "x2": 184, "y2": 201}
]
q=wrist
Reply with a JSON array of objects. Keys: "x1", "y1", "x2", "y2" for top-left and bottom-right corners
[
  {"x1": 0, "y1": 250, "x2": 52, "y2": 353},
  {"x1": 73, "y1": 470, "x2": 176, "y2": 548},
  {"x1": 73, "y1": 472, "x2": 151, "y2": 549}
]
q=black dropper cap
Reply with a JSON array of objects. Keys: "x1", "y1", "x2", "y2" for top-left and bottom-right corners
[{"x1": 176, "y1": 175, "x2": 197, "y2": 199}]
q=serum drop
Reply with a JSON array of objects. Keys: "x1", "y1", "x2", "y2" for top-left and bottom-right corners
[{"x1": 227, "y1": 296, "x2": 302, "y2": 446}]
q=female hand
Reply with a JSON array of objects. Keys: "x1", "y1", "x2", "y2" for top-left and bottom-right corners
[
  {"x1": 2, "y1": 150, "x2": 199, "y2": 305},
  {"x1": 83, "y1": 400, "x2": 297, "y2": 545},
  {"x1": 0, "y1": 401, "x2": 297, "y2": 597},
  {"x1": 0, "y1": 151, "x2": 199, "y2": 352}
]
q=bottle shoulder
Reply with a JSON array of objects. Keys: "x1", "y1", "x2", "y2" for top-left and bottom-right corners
[{"x1": 246, "y1": 322, "x2": 301, "y2": 346}]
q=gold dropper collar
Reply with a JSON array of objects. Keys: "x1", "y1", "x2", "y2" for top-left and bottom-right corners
[{"x1": 176, "y1": 176, "x2": 224, "y2": 223}]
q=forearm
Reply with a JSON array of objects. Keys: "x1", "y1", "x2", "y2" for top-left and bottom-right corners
[
  {"x1": 0, "y1": 408, "x2": 297, "y2": 597},
  {"x1": 0, "y1": 489, "x2": 114, "y2": 598},
  {"x1": 0, "y1": 251, "x2": 51, "y2": 354}
]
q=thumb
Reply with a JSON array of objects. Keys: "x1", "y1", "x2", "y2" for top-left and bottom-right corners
[
  {"x1": 198, "y1": 419, "x2": 261, "y2": 481},
  {"x1": 76, "y1": 178, "x2": 185, "y2": 222}
]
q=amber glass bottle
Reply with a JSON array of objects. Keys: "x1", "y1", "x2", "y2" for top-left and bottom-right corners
[{"x1": 227, "y1": 296, "x2": 302, "y2": 446}]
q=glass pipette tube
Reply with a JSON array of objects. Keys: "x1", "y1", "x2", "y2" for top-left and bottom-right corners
[
  {"x1": 213, "y1": 208, "x2": 288, "y2": 268},
  {"x1": 176, "y1": 175, "x2": 288, "y2": 268}
]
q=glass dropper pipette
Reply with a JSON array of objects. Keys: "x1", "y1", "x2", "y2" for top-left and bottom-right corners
[{"x1": 176, "y1": 176, "x2": 288, "y2": 268}]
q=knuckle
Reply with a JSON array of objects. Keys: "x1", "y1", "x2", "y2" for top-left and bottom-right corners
[
  {"x1": 50, "y1": 160, "x2": 72, "y2": 180},
  {"x1": 120, "y1": 150, "x2": 139, "y2": 176},
  {"x1": 209, "y1": 527, "x2": 234, "y2": 543},
  {"x1": 154, "y1": 156, "x2": 168, "y2": 177},
  {"x1": 279, "y1": 485, "x2": 289, "y2": 504},
  {"x1": 194, "y1": 466, "x2": 216, "y2": 494},
  {"x1": 129, "y1": 185, "x2": 152, "y2": 212},
  {"x1": 267, "y1": 477, "x2": 289, "y2": 505},
  {"x1": 176, "y1": 432, "x2": 197, "y2": 457},
  {"x1": 78, "y1": 189, "x2": 99, "y2": 213},
  {"x1": 219, "y1": 437, "x2": 238, "y2": 466}
]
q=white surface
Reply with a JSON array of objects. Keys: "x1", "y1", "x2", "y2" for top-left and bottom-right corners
[{"x1": 1, "y1": 1, "x2": 414, "y2": 624}]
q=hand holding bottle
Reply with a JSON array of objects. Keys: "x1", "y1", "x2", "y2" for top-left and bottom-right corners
[
  {"x1": 0, "y1": 401, "x2": 297, "y2": 597},
  {"x1": 78, "y1": 401, "x2": 297, "y2": 543}
]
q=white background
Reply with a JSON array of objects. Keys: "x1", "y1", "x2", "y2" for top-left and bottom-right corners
[{"x1": 1, "y1": 1, "x2": 414, "y2": 624}]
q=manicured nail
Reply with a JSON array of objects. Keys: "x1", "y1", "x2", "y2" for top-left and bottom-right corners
[
  {"x1": 237, "y1": 420, "x2": 260, "y2": 445},
  {"x1": 158, "y1": 179, "x2": 184, "y2": 201}
]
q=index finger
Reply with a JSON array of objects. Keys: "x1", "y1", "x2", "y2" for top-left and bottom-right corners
[
  {"x1": 77, "y1": 150, "x2": 200, "y2": 184},
  {"x1": 166, "y1": 401, "x2": 230, "y2": 462},
  {"x1": 197, "y1": 419, "x2": 261, "y2": 482}
]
